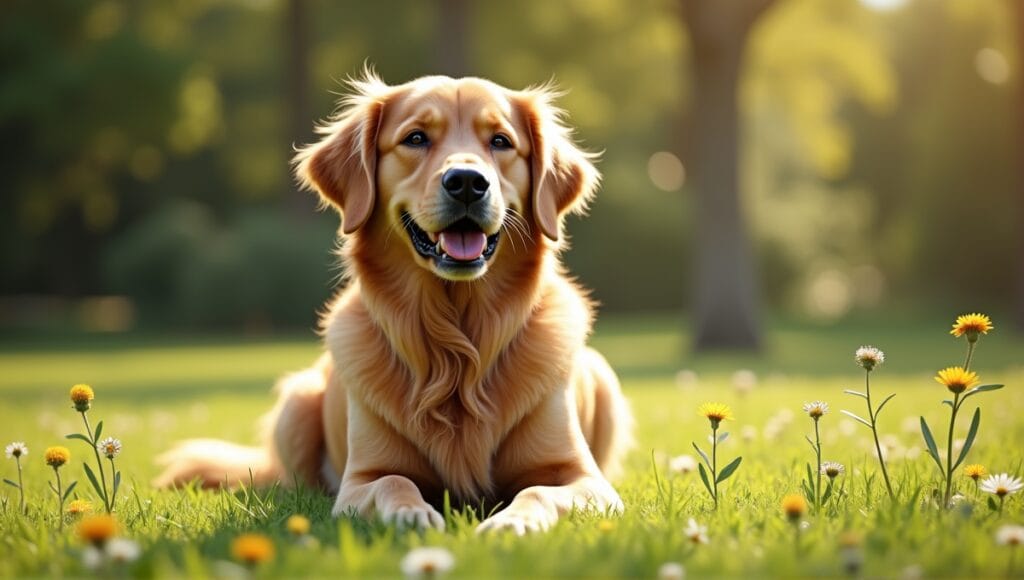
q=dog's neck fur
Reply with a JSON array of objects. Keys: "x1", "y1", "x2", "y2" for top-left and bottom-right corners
[{"x1": 349, "y1": 233, "x2": 547, "y2": 424}]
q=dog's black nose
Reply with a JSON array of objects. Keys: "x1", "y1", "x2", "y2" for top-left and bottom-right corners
[{"x1": 442, "y1": 168, "x2": 489, "y2": 205}]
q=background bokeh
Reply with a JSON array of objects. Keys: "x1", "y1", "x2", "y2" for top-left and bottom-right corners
[{"x1": 2, "y1": 0, "x2": 1021, "y2": 342}]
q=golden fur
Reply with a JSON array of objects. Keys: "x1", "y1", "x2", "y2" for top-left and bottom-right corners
[{"x1": 155, "y1": 73, "x2": 633, "y2": 534}]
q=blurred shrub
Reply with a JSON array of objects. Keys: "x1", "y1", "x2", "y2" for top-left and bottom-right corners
[{"x1": 103, "y1": 202, "x2": 336, "y2": 330}]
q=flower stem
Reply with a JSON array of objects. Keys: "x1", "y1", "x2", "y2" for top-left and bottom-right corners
[
  {"x1": 814, "y1": 419, "x2": 822, "y2": 511},
  {"x1": 963, "y1": 340, "x2": 976, "y2": 372},
  {"x1": 54, "y1": 467, "x2": 64, "y2": 530},
  {"x1": 865, "y1": 370, "x2": 895, "y2": 500},
  {"x1": 999, "y1": 494, "x2": 1005, "y2": 516},
  {"x1": 943, "y1": 393, "x2": 961, "y2": 508},
  {"x1": 108, "y1": 458, "x2": 118, "y2": 509},
  {"x1": 711, "y1": 425, "x2": 719, "y2": 508},
  {"x1": 16, "y1": 457, "x2": 25, "y2": 515},
  {"x1": 80, "y1": 412, "x2": 110, "y2": 512}
]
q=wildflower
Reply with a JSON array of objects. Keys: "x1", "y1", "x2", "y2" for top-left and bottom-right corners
[
  {"x1": 732, "y1": 369, "x2": 757, "y2": 395},
  {"x1": 964, "y1": 464, "x2": 987, "y2": 482},
  {"x1": 286, "y1": 514, "x2": 311, "y2": 536},
  {"x1": 5, "y1": 442, "x2": 27, "y2": 459},
  {"x1": 668, "y1": 455, "x2": 697, "y2": 475},
  {"x1": 106, "y1": 538, "x2": 142, "y2": 564},
  {"x1": 802, "y1": 401, "x2": 829, "y2": 420},
  {"x1": 70, "y1": 384, "x2": 95, "y2": 412},
  {"x1": 854, "y1": 346, "x2": 885, "y2": 371},
  {"x1": 683, "y1": 518, "x2": 708, "y2": 545},
  {"x1": 980, "y1": 474, "x2": 1024, "y2": 497},
  {"x1": 838, "y1": 531, "x2": 864, "y2": 575},
  {"x1": 77, "y1": 514, "x2": 118, "y2": 548},
  {"x1": 97, "y1": 437, "x2": 122, "y2": 460},
  {"x1": 934, "y1": 366, "x2": 979, "y2": 394},
  {"x1": 821, "y1": 461, "x2": 845, "y2": 480},
  {"x1": 950, "y1": 313, "x2": 993, "y2": 342},
  {"x1": 400, "y1": 546, "x2": 455, "y2": 578},
  {"x1": 698, "y1": 402, "x2": 734, "y2": 429},
  {"x1": 782, "y1": 494, "x2": 807, "y2": 522},
  {"x1": 231, "y1": 533, "x2": 275, "y2": 565},
  {"x1": 597, "y1": 519, "x2": 615, "y2": 532},
  {"x1": 996, "y1": 525, "x2": 1024, "y2": 546},
  {"x1": 45, "y1": 446, "x2": 70, "y2": 468},
  {"x1": 67, "y1": 499, "x2": 94, "y2": 516},
  {"x1": 657, "y1": 562, "x2": 686, "y2": 580},
  {"x1": 82, "y1": 546, "x2": 104, "y2": 571}
]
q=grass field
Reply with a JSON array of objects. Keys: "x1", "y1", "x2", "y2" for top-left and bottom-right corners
[{"x1": 1, "y1": 313, "x2": 1023, "y2": 578}]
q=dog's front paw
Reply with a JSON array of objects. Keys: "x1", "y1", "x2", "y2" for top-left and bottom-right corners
[
  {"x1": 475, "y1": 508, "x2": 553, "y2": 536},
  {"x1": 381, "y1": 504, "x2": 446, "y2": 531}
]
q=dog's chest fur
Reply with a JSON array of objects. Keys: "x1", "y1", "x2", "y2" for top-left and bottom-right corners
[{"x1": 327, "y1": 270, "x2": 590, "y2": 502}]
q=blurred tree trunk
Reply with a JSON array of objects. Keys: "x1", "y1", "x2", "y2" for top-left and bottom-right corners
[
  {"x1": 680, "y1": 0, "x2": 777, "y2": 350},
  {"x1": 285, "y1": 0, "x2": 315, "y2": 219},
  {"x1": 1014, "y1": 0, "x2": 1024, "y2": 333},
  {"x1": 436, "y1": 0, "x2": 469, "y2": 76}
]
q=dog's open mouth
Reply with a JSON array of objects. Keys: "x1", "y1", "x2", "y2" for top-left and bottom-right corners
[{"x1": 403, "y1": 213, "x2": 500, "y2": 266}]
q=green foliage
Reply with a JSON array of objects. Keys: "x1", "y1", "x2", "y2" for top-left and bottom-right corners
[{"x1": 103, "y1": 203, "x2": 336, "y2": 329}]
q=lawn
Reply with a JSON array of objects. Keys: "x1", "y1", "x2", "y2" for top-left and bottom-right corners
[{"x1": 1, "y1": 313, "x2": 1022, "y2": 578}]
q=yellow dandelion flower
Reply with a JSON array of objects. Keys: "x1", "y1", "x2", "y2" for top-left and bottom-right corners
[
  {"x1": 66, "y1": 499, "x2": 94, "y2": 516},
  {"x1": 44, "y1": 446, "x2": 70, "y2": 468},
  {"x1": 781, "y1": 494, "x2": 807, "y2": 521},
  {"x1": 77, "y1": 514, "x2": 118, "y2": 547},
  {"x1": 597, "y1": 519, "x2": 615, "y2": 532},
  {"x1": 698, "y1": 402, "x2": 734, "y2": 428},
  {"x1": 231, "y1": 533, "x2": 275, "y2": 565},
  {"x1": 964, "y1": 464, "x2": 987, "y2": 481},
  {"x1": 286, "y1": 514, "x2": 311, "y2": 536},
  {"x1": 934, "y1": 367, "x2": 979, "y2": 394},
  {"x1": 70, "y1": 384, "x2": 95, "y2": 412},
  {"x1": 950, "y1": 313, "x2": 993, "y2": 342}
]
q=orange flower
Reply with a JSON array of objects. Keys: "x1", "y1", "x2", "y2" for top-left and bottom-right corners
[
  {"x1": 934, "y1": 367, "x2": 979, "y2": 395},
  {"x1": 231, "y1": 533, "x2": 275, "y2": 565},
  {"x1": 70, "y1": 384, "x2": 95, "y2": 412},
  {"x1": 77, "y1": 514, "x2": 118, "y2": 547},
  {"x1": 950, "y1": 313, "x2": 993, "y2": 342},
  {"x1": 44, "y1": 446, "x2": 70, "y2": 468}
]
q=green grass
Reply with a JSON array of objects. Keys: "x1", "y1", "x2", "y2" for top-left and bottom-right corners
[{"x1": 1, "y1": 314, "x2": 1023, "y2": 578}]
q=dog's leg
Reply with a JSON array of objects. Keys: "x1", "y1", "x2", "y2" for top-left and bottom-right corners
[
  {"x1": 331, "y1": 399, "x2": 445, "y2": 530},
  {"x1": 154, "y1": 355, "x2": 330, "y2": 489},
  {"x1": 575, "y1": 347, "x2": 634, "y2": 481},
  {"x1": 481, "y1": 386, "x2": 624, "y2": 535}
]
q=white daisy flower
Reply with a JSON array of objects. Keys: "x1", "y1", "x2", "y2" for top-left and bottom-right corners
[
  {"x1": 996, "y1": 524, "x2": 1024, "y2": 546},
  {"x1": 802, "y1": 401, "x2": 829, "y2": 420},
  {"x1": 97, "y1": 437, "x2": 122, "y2": 460},
  {"x1": 81, "y1": 546, "x2": 104, "y2": 571},
  {"x1": 657, "y1": 562, "x2": 686, "y2": 580},
  {"x1": 820, "y1": 461, "x2": 845, "y2": 479},
  {"x1": 400, "y1": 547, "x2": 455, "y2": 579},
  {"x1": 855, "y1": 346, "x2": 885, "y2": 371},
  {"x1": 668, "y1": 455, "x2": 697, "y2": 476},
  {"x1": 5, "y1": 442, "x2": 28, "y2": 459},
  {"x1": 980, "y1": 473, "x2": 1024, "y2": 497},
  {"x1": 683, "y1": 518, "x2": 708, "y2": 545},
  {"x1": 731, "y1": 369, "x2": 757, "y2": 395},
  {"x1": 106, "y1": 538, "x2": 141, "y2": 563}
]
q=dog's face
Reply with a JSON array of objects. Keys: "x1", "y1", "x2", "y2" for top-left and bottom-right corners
[{"x1": 296, "y1": 74, "x2": 599, "y2": 281}]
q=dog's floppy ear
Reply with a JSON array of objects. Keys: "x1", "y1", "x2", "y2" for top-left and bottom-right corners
[
  {"x1": 516, "y1": 88, "x2": 600, "y2": 242},
  {"x1": 294, "y1": 75, "x2": 388, "y2": 235}
]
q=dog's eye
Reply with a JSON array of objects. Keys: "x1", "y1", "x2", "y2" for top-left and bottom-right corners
[
  {"x1": 490, "y1": 134, "x2": 513, "y2": 150},
  {"x1": 401, "y1": 130, "x2": 430, "y2": 147}
]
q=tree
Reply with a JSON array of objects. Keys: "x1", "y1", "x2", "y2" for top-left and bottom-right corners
[
  {"x1": 1014, "y1": 0, "x2": 1024, "y2": 333},
  {"x1": 680, "y1": 0, "x2": 779, "y2": 350}
]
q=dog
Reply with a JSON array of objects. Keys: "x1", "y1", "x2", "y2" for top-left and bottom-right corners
[{"x1": 155, "y1": 72, "x2": 633, "y2": 534}]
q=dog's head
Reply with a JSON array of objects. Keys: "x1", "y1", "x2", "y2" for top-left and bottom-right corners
[{"x1": 295, "y1": 73, "x2": 599, "y2": 281}]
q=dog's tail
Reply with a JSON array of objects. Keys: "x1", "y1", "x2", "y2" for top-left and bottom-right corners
[{"x1": 153, "y1": 439, "x2": 281, "y2": 489}]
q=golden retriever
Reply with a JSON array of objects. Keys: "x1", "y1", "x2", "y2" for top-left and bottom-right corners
[{"x1": 155, "y1": 72, "x2": 633, "y2": 534}]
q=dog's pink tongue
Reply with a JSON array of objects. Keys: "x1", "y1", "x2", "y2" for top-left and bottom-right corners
[{"x1": 438, "y1": 230, "x2": 487, "y2": 261}]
